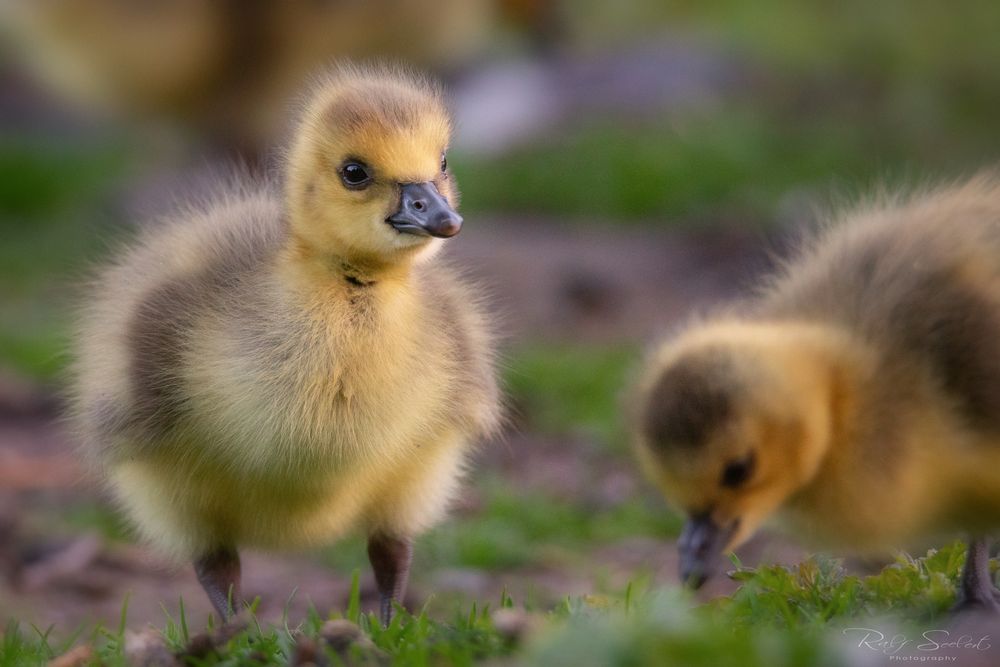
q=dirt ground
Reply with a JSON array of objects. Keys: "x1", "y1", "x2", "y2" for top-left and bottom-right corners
[{"x1": 0, "y1": 220, "x2": 808, "y2": 635}]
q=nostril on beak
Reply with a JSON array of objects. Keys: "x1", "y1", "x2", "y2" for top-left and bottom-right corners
[
  {"x1": 435, "y1": 215, "x2": 461, "y2": 237},
  {"x1": 412, "y1": 200, "x2": 426, "y2": 212}
]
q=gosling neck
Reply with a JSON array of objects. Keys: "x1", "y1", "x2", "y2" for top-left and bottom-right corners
[
  {"x1": 282, "y1": 234, "x2": 416, "y2": 289},
  {"x1": 784, "y1": 322, "x2": 873, "y2": 495}
]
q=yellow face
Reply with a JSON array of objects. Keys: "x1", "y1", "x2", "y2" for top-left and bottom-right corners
[
  {"x1": 634, "y1": 326, "x2": 834, "y2": 585},
  {"x1": 286, "y1": 70, "x2": 460, "y2": 267},
  {"x1": 641, "y1": 387, "x2": 811, "y2": 569}
]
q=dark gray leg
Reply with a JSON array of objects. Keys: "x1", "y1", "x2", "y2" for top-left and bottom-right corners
[
  {"x1": 194, "y1": 547, "x2": 242, "y2": 620},
  {"x1": 367, "y1": 533, "x2": 413, "y2": 626},
  {"x1": 953, "y1": 537, "x2": 1000, "y2": 614}
]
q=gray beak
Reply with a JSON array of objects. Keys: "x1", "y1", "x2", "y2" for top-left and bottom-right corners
[
  {"x1": 386, "y1": 182, "x2": 462, "y2": 239},
  {"x1": 678, "y1": 513, "x2": 736, "y2": 589}
]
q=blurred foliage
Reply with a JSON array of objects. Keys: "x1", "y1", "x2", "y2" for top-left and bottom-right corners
[
  {"x1": 505, "y1": 344, "x2": 636, "y2": 447},
  {"x1": 673, "y1": 0, "x2": 1000, "y2": 89},
  {"x1": 417, "y1": 480, "x2": 680, "y2": 572},
  {"x1": 456, "y1": 111, "x2": 890, "y2": 223},
  {"x1": 0, "y1": 142, "x2": 122, "y2": 220},
  {"x1": 458, "y1": 0, "x2": 1000, "y2": 220},
  {"x1": 567, "y1": 0, "x2": 1000, "y2": 116},
  {"x1": 58, "y1": 501, "x2": 132, "y2": 544},
  {"x1": 319, "y1": 475, "x2": 679, "y2": 578},
  {"x1": 0, "y1": 139, "x2": 127, "y2": 378},
  {"x1": 528, "y1": 592, "x2": 842, "y2": 667}
]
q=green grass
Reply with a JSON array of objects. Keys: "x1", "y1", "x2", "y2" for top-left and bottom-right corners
[
  {"x1": 318, "y1": 476, "x2": 679, "y2": 581},
  {"x1": 0, "y1": 141, "x2": 127, "y2": 220},
  {"x1": 416, "y1": 481, "x2": 679, "y2": 572},
  {"x1": 505, "y1": 343, "x2": 637, "y2": 448},
  {"x1": 721, "y1": 550, "x2": 967, "y2": 627},
  {"x1": 528, "y1": 592, "x2": 843, "y2": 667},
  {"x1": 440, "y1": 493, "x2": 664, "y2": 567},
  {"x1": 669, "y1": 0, "x2": 1000, "y2": 91},
  {"x1": 59, "y1": 501, "x2": 133, "y2": 544},
  {"x1": 565, "y1": 0, "x2": 1000, "y2": 125},
  {"x1": 453, "y1": 97, "x2": 998, "y2": 223},
  {"x1": 0, "y1": 138, "x2": 128, "y2": 379},
  {"x1": 0, "y1": 573, "x2": 512, "y2": 666},
  {"x1": 0, "y1": 543, "x2": 982, "y2": 666},
  {"x1": 454, "y1": 111, "x2": 887, "y2": 223}
]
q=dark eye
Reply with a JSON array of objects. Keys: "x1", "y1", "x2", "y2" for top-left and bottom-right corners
[
  {"x1": 720, "y1": 452, "x2": 755, "y2": 488},
  {"x1": 440, "y1": 153, "x2": 448, "y2": 172},
  {"x1": 340, "y1": 161, "x2": 372, "y2": 189}
]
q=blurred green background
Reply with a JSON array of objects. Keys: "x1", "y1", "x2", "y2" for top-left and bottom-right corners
[
  {"x1": 5, "y1": 0, "x2": 1000, "y2": 379},
  {"x1": 1, "y1": 1, "x2": 999, "y2": 665}
]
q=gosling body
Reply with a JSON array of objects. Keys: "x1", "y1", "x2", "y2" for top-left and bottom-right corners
[
  {"x1": 634, "y1": 176, "x2": 1000, "y2": 610},
  {"x1": 72, "y1": 66, "x2": 500, "y2": 621}
]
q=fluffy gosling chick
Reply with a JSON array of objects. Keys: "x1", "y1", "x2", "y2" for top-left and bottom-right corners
[
  {"x1": 71, "y1": 65, "x2": 500, "y2": 624},
  {"x1": 633, "y1": 176, "x2": 1000, "y2": 612}
]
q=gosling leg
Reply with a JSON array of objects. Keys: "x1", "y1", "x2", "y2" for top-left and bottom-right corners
[
  {"x1": 366, "y1": 532, "x2": 413, "y2": 626},
  {"x1": 953, "y1": 537, "x2": 1000, "y2": 614},
  {"x1": 194, "y1": 546, "x2": 242, "y2": 620}
]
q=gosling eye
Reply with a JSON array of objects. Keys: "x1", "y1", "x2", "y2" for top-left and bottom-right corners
[
  {"x1": 720, "y1": 452, "x2": 755, "y2": 488},
  {"x1": 440, "y1": 153, "x2": 448, "y2": 173},
  {"x1": 339, "y1": 161, "x2": 373, "y2": 190}
]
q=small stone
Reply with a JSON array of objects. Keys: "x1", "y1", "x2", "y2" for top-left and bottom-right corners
[
  {"x1": 179, "y1": 615, "x2": 249, "y2": 660},
  {"x1": 124, "y1": 628, "x2": 176, "y2": 667},
  {"x1": 318, "y1": 620, "x2": 386, "y2": 662},
  {"x1": 491, "y1": 608, "x2": 541, "y2": 644},
  {"x1": 289, "y1": 636, "x2": 322, "y2": 666},
  {"x1": 48, "y1": 644, "x2": 94, "y2": 667},
  {"x1": 319, "y1": 620, "x2": 365, "y2": 651}
]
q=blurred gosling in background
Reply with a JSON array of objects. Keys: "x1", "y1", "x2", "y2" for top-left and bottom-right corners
[
  {"x1": 71, "y1": 65, "x2": 501, "y2": 624},
  {"x1": 1, "y1": 0, "x2": 553, "y2": 152},
  {"x1": 633, "y1": 175, "x2": 1000, "y2": 613}
]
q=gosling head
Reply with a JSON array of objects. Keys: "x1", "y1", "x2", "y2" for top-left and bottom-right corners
[
  {"x1": 285, "y1": 64, "x2": 461, "y2": 272},
  {"x1": 633, "y1": 322, "x2": 839, "y2": 588}
]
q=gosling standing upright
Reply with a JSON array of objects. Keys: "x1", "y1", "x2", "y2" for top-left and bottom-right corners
[
  {"x1": 71, "y1": 65, "x2": 501, "y2": 624},
  {"x1": 632, "y1": 176, "x2": 1000, "y2": 612}
]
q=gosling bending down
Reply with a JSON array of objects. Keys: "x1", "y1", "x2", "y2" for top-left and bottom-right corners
[
  {"x1": 633, "y1": 175, "x2": 1000, "y2": 612},
  {"x1": 71, "y1": 65, "x2": 500, "y2": 623}
]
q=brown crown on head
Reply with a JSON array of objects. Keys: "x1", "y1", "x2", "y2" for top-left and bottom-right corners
[{"x1": 641, "y1": 352, "x2": 736, "y2": 452}]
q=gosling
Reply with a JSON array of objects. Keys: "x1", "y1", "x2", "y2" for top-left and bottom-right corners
[
  {"x1": 2, "y1": 0, "x2": 492, "y2": 149},
  {"x1": 71, "y1": 65, "x2": 501, "y2": 624},
  {"x1": 632, "y1": 175, "x2": 1000, "y2": 613}
]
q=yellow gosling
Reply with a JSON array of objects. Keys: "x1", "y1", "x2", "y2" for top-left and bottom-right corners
[
  {"x1": 632, "y1": 175, "x2": 1000, "y2": 613},
  {"x1": 71, "y1": 64, "x2": 501, "y2": 624}
]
